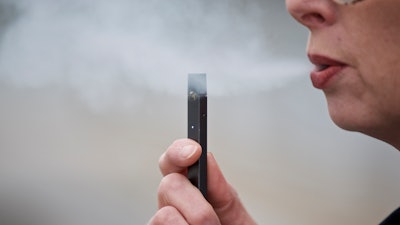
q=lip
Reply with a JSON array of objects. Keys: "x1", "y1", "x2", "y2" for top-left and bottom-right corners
[{"x1": 308, "y1": 54, "x2": 347, "y2": 89}]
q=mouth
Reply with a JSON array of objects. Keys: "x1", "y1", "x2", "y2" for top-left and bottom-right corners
[
  {"x1": 333, "y1": 0, "x2": 364, "y2": 5},
  {"x1": 316, "y1": 64, "x2": 330, "y2": 71},
  {"x1": 308, "y1": 54, "x2": 347, "y2": 89}
]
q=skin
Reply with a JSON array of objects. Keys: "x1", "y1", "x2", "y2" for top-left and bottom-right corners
[
  {"x1": 287, "y1": 0, "x2": 400, "y2": 149},
  {"x1": 148, "y1": 139, "x2": 256, "y2": 225},
  {"x1": 149, "y1": 0, "x2": 400, "y2": 224}
]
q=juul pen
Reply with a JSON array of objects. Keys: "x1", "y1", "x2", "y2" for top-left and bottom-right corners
[{"x1": 187, "y1": 73, "x2": 207, "y2": 199}]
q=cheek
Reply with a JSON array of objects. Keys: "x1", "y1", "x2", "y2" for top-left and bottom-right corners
[
  {"x1": 332, "y1": 3, "x2": 400, "y2": 132},
  {"x1": 324, "y1": 66, "x2": 400, "y2": 132},
  {"x1": 359, "y1": 52, "x2": 400, "y2": 116},
  {"x1": 372, "y1": 74, "x2": 400, "y2": 118}
]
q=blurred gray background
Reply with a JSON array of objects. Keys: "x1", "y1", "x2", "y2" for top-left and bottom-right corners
[{"x1": 0, "y1": 0, "x2": 399, "y2": 224}]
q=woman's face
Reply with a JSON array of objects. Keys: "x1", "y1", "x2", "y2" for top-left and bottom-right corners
[{"x1": 286, "y1": 0, "x2": 400, "y2": 144}]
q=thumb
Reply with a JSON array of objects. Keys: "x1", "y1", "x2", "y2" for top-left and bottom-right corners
[{"x1": 207, "y1": 153, "x2": 257, "y2": 225}]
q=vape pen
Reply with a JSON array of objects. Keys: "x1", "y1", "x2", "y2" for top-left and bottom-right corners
[{"x1": 187, "y1": 73, "x2": 207, "y2": 199}]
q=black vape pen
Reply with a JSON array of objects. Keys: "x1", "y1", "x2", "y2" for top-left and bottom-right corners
[{"x1": 187, "y1": 73, "x2": 207, "y2": 199}]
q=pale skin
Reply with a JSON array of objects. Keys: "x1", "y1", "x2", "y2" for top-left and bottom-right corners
[
  {"x1": 149, "y1": 139, "x2": 256, "y2": 225},
  {"x1": 148, "y1": 0, "x2": 400, "y2": 224},
  {"x1": 287, "y1": 0, "x2": 400, "y2": 148}
]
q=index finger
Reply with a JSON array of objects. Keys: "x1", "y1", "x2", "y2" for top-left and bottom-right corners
[{"x1": 159, "y1": 139, "x2": 202, "y2": 176}]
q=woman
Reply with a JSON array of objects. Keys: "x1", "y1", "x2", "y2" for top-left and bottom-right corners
[{"x1": 148, "y1": 0, "x2": 400, "y2": 224}]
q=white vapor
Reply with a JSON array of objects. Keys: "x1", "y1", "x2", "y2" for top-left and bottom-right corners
[{"x1": 0, "y1": 0, "x2": 309, "y2": 111}]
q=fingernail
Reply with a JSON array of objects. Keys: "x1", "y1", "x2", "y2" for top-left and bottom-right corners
[{"x1": 180, "y1": 145, "x2": 197, "y2": 159}]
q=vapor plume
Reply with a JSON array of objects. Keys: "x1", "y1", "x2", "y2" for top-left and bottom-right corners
[{"x1": 0, "y1": 0, "x2": 308, "y2": 111}]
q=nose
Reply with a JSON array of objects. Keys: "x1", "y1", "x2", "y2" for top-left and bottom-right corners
[{"x1": 286, "y1": 0, "x2": 337, "y2": 30}]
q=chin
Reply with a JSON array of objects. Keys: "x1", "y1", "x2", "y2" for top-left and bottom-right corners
[
  {"x1": 327, "y1": 102, "x2": 396, "y2": 145},
  {"x1": 326, "y1": 97, "x2": 378, "y2": 134},
  {"x1": 329, "y1": 111, "x2": 362, "y2": 132},
  {"x1": 331, "y1": 115, "x2": 366, "y2": 133},
  {"x1": 325, "y1": 92, "x2": 400, "y2": 148}
]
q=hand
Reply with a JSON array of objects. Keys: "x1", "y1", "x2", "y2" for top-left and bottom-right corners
[{"x1": 148, "y1": 138, "x2": 257, "y2": 225}]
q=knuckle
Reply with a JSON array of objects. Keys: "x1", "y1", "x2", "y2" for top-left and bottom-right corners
[
  {"x1": 158, "y1": 152, "x2": 167, "y2": 171},
  {"x1": 190, "y1": 207, "x2": 219, "y2": 225},
  {"x1": 149, "y1": 206, "x2": 184, "y2": 225},
  {"x1": 157, "y1": 173, "x2": 185, "y2": 204},
  {"x1": 159, "y1": 141, "x2": 180, "y2": 167},
  {"x1": 158, "y1": 173, "x2": 182, "y2": 193}
]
